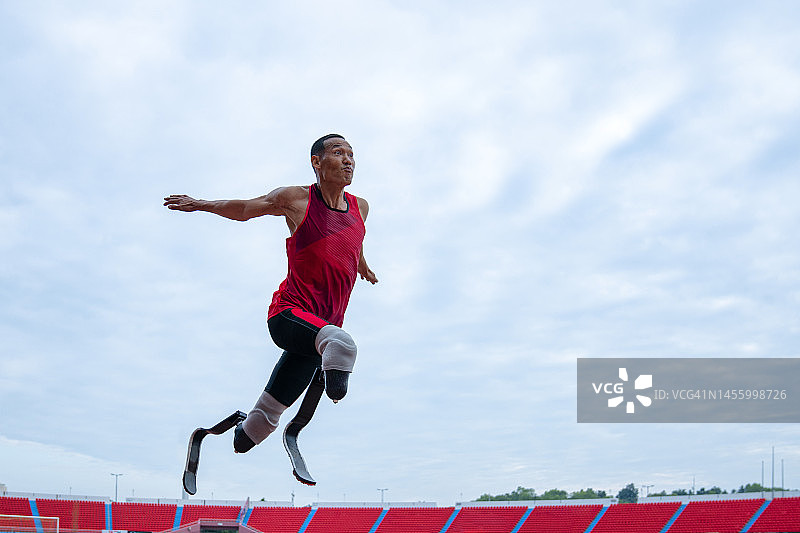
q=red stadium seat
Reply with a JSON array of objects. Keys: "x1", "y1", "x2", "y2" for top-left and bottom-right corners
[
  {"x1": 303, "y1": 507, "x2": 383, "y2": 533},
  {"x1": 33, "y1": 499, "x2": 105, "y2": 532},
  {"x1": 445, "y1": 506, "x2": 528, "y2": 533},
  {"x1": 374, "y1": 507, "x2": 455, "y2": 533},
  {"x1": 590, "y1": 502, "x2": 681, "y2": 533},
  {"x1": 8, "y1": 494, "x2": 800, "y2": 533},
  {"x1": 518, "y1": 504, "x2": 603, "y2": 533},
  {"x1": 111, "y1": 502, "x2": 178, "y2": 532},
  {"x1": 245, "y1": 507, "x2": 311, "y2": 533},
  {"x1": 179, "y1": 505, "x2": 240, "y2": 526},
  {"x1": 749, "y1": 497, "x2": 800, "y2": 533},
  {"x1": 0, "y1": 496, "x2": 33, "y2": 517},
  {"x1": 668, "y1": 499, "x2": 764, "y2": 533}
]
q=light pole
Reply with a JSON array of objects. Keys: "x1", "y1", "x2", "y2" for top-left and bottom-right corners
[
  {"x1": 642, "y1": 484, "x2": 654, "y2": 498},
  {"x1": 377, "y1": 488, "x2": 388, "y2": 504},
  {"x1": 772, "y1": 446, "x2": 775, "y2": 499},
  {"x1": 110, "y1": 473, "x2": 123, "y2": 502}
]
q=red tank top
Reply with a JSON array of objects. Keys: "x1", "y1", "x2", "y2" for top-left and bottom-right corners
[{"x1": 268, "y1": 184, "x2": 366, "y2": 327}]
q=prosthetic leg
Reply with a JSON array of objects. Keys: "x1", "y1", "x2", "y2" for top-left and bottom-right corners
[
  {"x1": 183, "y1": 324, "x2": 356, "y2": 489},
  {"x1": 282, "y1": 367, "x2": 325, "y2": 485},
  {"x1": 182, "y1": 410, "x2": 247, "y2": 495},
  {"x1": 281, "y1": 326, "x2": 357, "y2": 484}
]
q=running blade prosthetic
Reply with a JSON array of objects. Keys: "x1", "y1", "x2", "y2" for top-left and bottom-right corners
[{"x1": 182, "y1": 410, "x2": 247, "y2": 495}]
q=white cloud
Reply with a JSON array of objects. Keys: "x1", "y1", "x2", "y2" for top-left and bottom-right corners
[
  {"x1": 0, "y1": 436, "x2": 180, "y2": 499},
  {"x1": 2, "y1": 0, "x2": 800, "y2": 506}
]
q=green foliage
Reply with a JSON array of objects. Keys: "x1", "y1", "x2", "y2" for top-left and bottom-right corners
[
  {"x1": 570, "y1": 488, "x2": 608, "y2": 499},
  {"x1": 476, "y1": 486, "x2": 611, "y2": 502},
  {"x1": 737, "y1": 483, "x2": 787, "y2": 493},
  {"x1": 476, "y1": 480, "x2": 792, "y2": 504},
  {"x1": 739, "y1": 483, "x2": 767, "y2": 493},
  {"x1": 617, "y1": 483, "x2": 638, "y2": 504},
  {"x1": 540, "y1": 489, "x2": 568, "y2": 500},
  {"x1": 696, "y1": 486, "x2": 726, "y2": 495},
  {"x1": 476, "y1": 486, "x2": 537, "y2": 501}
]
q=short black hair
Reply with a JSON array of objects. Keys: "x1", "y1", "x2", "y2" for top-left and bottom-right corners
[{"x1": 311, "y1": 133, "x2": 346, "y2": 158}]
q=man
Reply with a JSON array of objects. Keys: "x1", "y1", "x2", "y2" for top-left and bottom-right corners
[{"x1": 164, "y1": 133, "x2": 377, "y2": 454}]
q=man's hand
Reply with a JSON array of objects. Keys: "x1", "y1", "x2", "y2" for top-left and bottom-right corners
[
  {"x1": 357, "y1": 246, "x2": 378, "y2": 284},
  {"x1": 164, "y1": 195, "x2": 204, "y2": 212},
  {"x1": 359, "y1": 266, "x2": 378, "y2": 285}
]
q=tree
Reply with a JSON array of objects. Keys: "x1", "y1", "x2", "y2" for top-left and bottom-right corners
[
  {"x1": 540, "y1": 489, "x2": 568, "y2": 500},
  {"x1": 570, "y1": 488, "x2": 608, "y2": 499},
  {"x1": 737, "y1": 482, "x2": 786, "y2": 493},
  {"x1": 617, "y1": 483, "x2": 638, "y2": 504},
  {"x1": 476, "y1": 486, "x2": 537, "y2": 501},
  {"x1": 696, "y1": 486, "x2": 725, "y2": 495}
]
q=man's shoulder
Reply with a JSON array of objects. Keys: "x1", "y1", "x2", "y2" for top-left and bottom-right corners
[
  {"x1": 277, "y1": 185, "x2": 310, "y2": 197},
  {"x1": 352, "y1": 195, "x2": 369, "y2": 221},
  {"x1": 268, "y1": 185, "x2": 310, "y2": 205}
]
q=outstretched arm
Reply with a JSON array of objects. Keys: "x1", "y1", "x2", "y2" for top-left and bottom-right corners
[
  {"x1": 164, "y1": 186, "x2": 308, "y2": 228},
  {"x1": 163, "y1": 194, "x2": 277, "y2": 221}
]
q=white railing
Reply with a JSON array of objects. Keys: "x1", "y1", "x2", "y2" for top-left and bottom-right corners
[
  {"x1": 312, "y1": 501, "x2": 437, "y2": 508},
  {"x1": 3, "y1": 492, "x2": 109, "y2": 503},
  {"x1": 460, "y1": 498, "x2": 617, "y2": 507}
]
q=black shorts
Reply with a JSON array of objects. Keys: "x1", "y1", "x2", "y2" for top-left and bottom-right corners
[{"x1": 264, "y1": 309, "x2": 330, "y2": 407}]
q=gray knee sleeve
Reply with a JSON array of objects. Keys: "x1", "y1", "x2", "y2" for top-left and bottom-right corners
[
  {"x1": 315, "y1": 325, "x2": 357, "y2": 372},
  {"x1": 242, "y1": 391, "x2": 287, "y2": 444}
]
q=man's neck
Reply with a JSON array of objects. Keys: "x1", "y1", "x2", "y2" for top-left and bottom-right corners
[{"x1": 316, "y1": 181, "x2": 347, "y2": 210}]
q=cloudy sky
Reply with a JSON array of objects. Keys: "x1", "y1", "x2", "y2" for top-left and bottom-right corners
[{"x1": 2, "y1": 1, "x2": 799, "y2": 507}]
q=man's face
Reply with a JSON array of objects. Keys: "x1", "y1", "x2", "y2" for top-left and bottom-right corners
[{"x1": 315, "y1": 138, "x2": 354, "y2": 186}]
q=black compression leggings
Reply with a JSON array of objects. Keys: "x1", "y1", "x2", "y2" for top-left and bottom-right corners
[{"x1": 264, "y1": 309, "x2": 328, "y2": 407}]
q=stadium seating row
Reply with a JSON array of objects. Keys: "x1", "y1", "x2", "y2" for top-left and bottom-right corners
[{"x1": 2, "y1": 495, "x2": 799, "y2": 533}]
